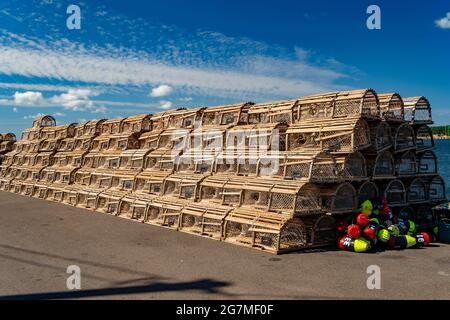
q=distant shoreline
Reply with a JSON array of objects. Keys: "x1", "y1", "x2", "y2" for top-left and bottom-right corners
[{"x1": 433, "y1": 135, "x2": 450, "y2": 140}]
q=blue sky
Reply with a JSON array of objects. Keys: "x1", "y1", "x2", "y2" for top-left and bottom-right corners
[{"x1": 0, "y1": 0, "x2": 449, "y2": 135}]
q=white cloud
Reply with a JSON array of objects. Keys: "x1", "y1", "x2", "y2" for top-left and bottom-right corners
[
  {"x1": 178, "y1": 97, "x2": 193, "y2": 102},
  {"x1": 91, "y1": 106, "x2": 108, "y2": 114},
  {"x1": 50, "y1": 89, "x2": 98, "y2": 111},
  {"x1": 24, "y1": 113, "x2": 44, "y2": 120},
  {"x1": 436, "y1": 13, "x2": 450, "y2": 29},
  {"x1": 159, "y1": 100, "x2": 173, "y2": 109},
  {"x1": 53, "y1": 112, "x2": 65, "y2": 117},
  {"x1": 150, "y1": 84, "x2": 173, "y2": 97},
  {"x1": 13, "y1": 91, "x2": 44, "y2": 105},
  {"x1": 13, "y1": 107, "x2": 18, "y2": 112},
  {"x1": 294, "y1": 47, "x2": 311, "y2": 61},
  {"x1": 0, "y1": 82, "x2": 111, "y2": 93},
  {"x1": 0, "y1": 41, "x2": 342, "y2": 100}
]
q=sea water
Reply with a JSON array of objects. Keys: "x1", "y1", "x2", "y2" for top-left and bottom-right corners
[{"x1": 435, "y1": 140, "x2": 450, "y2": 198}]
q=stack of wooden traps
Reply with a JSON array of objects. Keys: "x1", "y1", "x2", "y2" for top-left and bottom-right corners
[{"x1": 0, "y1": 89, "x2": 446, "y2": 254}]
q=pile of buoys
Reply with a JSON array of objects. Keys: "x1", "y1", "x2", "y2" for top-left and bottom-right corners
[{"x1": 337, "y1": 197, "x2": 430, "y2": 253}]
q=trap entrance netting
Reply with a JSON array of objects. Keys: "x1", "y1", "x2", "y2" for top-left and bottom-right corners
[
  {"x1": 403, "y1": 96, "x2": 433, "y2": 125},
  {"x1": 396, "y1": 151, "x2": 417, "y2": 177},
  {"x1": 378, "y1": 93, "x2": 404, "y2": 122},
  {"x1": 365, "y1": 151, "x2": 395, "y2": 179},
  {"x1": 391, "y1": 123, "x2": 416, "y2": 153}
]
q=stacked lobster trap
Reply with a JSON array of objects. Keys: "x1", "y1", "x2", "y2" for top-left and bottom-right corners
[{"x1": 0, "y1": 89, "x2": 446, "y2": 254}]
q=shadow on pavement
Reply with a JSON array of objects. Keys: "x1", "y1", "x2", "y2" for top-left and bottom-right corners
[{"x1": 0, "y1": 279, "x2": 230, "y2": 300}]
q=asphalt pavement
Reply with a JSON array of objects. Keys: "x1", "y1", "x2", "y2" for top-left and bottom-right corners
[{"x1": 0, "y1": 191, "x2": 449, "y2": 300}]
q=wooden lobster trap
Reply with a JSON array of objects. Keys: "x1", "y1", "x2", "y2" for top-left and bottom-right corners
[
  {"x1": 46, "y1": 183, "x2": 68, "y2": 203},
  {"x1": 302, "y1": 215, "x2": 338, "y2": 248},
  {"x1": 225, "y1": 123, "x2": 287, "y2": 153},
  {"x1": 29, "y1": 140, "x2": 44, "y2": 153},
  {"x1": 222, "y1": 208, "x2": 307, "y2": 253},
  {"x1": 44, "y1": 166, "x2": 80, "y2": 202},
  {"x1": 417, "y1": 151, "x2": 438, "y2": 176},
  {"x1": 138, "y1": 128, "x2": 165, "y2": 150},
  {"x1": 426, "y1": 175, "x2": 446, "y2": 203},
  {"x1": 30, "y1": 181, "x2": 52, "y2": 200},
  {"x1": 145, "y1": 197, "x2": 188, "y2": 229},
  {"x1": 335, "y1": 152, "x2": 367, "y2": 181},
  {"x1": 0, "y1": 176, "x2": 14, "y2": 191},
  {"x1": 0, "y1": 165, "x2": 20, "y2": 183},
  {"x1": 414, "y1": 125, "x2": 434, "y2": 152},
  {"x1": 176, "y1": 151, "x2": 216, "y2": 174},
  {"x1": 365, "y1": 151, "x2": 395, "y2": 179},
  {"x1": 120, "y1": 114, "x2": 152, "y2": 134},
  {"x1": 179, "y1": 202, "x2": 232, "y2": 240},
  {"x1": 51, "y1": 150, "x2": 86, "y2": 169},
  {"x1": 199, "y1": 176, "x2": 322, "y2": 215},
  {"x1": 296, "y1": 89, "x2": 380, "y2": 121},
  {"x1": 11, "y1": 140, "x2": 33, "y2": 155},
  {"x1": 20, "y1": 115, "x2": 56, "y2": 141},
  {"x1": 0, "y1": 152, "x2": 17, "y2": 170},
  {"x1": 87, "y1": 149, "x2": 147, "y2": 173},
  {"x1": 73, "y1": 167, "x2": 96, "y2": 187},
  {"x1": 60, "y1": 185, "x2": 84, "y2": 206},
  {"x1": 155, "y1": 128, "x2": 192, "y2": 151},
  {"x1": 75, "y1": 187, "x2": 104, "y2": 209},
  {"x1": 95, "y1": 189, "x2": 131, "y2": 215},
  {"x1": 286, "y1": 117, "x2": 371, "y2": 153},
  {"x1": 320, "y1": 182, "x2": 357, "y2": 214},
  {"x1": 22, "y1": 152, "x2": 54, "y2": 181},
  {"x1": 248, "y1": 99, "x2": 299, "y2": 124},
  {"x1": 57, "y1": 138, "x2": 77, "y2": 153},
  {"x1": 356, "y1": 181, "x2": 379, "y2": 206},
  {"x1": 163, "y1": 172, "x2": 209, "y2": 200},
  {"x1": 40, "y1": 165, "x2": 77, "y2": 185},
  {"x1": 39, "y1": 123, "x2": 76, "y2": 141},
  {"x1": 214, "y1": 150, "x2": 260, "y2": 176},
  {"x1": 91, "y1": 132, "x2": 140, "y2": 152},
  {"x1": 378, "y1": 179, "x2": 406, "y2": 207},
  {"x1": 99, "y1": 118, "x2": 124, "y2": 135},
  {"x1": 164, "y1": 108, "x2": 204, "y2": 129},
  {"x1": 395, "y1": 151, "x2": 417, "y2": 177},
  {"x1": 134, "y1": 170, "x2": 171, "y2": 195},
  {"x1": 144, "y1": 148, "x2": 178, "y2": 172},
  {"x1": 79, "y1": 119, "x2": 106, "y2": 137},
  {"x1": 116, "y1": 149, "x2": 149, "y2": 171},
  {"x1": 188, "y1": 125, "x2": 230, "y2": 153},
  {"x1": 9, "y1": 179, "x2": 25, "y2": 195},
  {"x1": 257, "y1": 151, "x2": 341, "y2": 183},
  {"x1": 403, "y1": 96, "x2": 433, "y2": 125},
  {"x1": 150, "y1": 108, "x2": 187, "y2": 130},
  {"x1": 0, "y1": 133, "x2": 16, "y2": 154},
  {"x1": 200, "y1": 102, "x2": 253, "y2": 127},
  {"x1": 391, "y1": 123, "x2": 416, "y2": 153},
  {"x1": 367, "y1": 121, "x2": 392, "y2": 152},
  {"x1": 378, "y1": 93, "x2": 404, "y2": 122},
  {"x1": 117, "y1": 193, "x2": 156, "y2": 222},
  {"x1": 406, "y1": 178, "x2": 428, "y2": 204}
]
